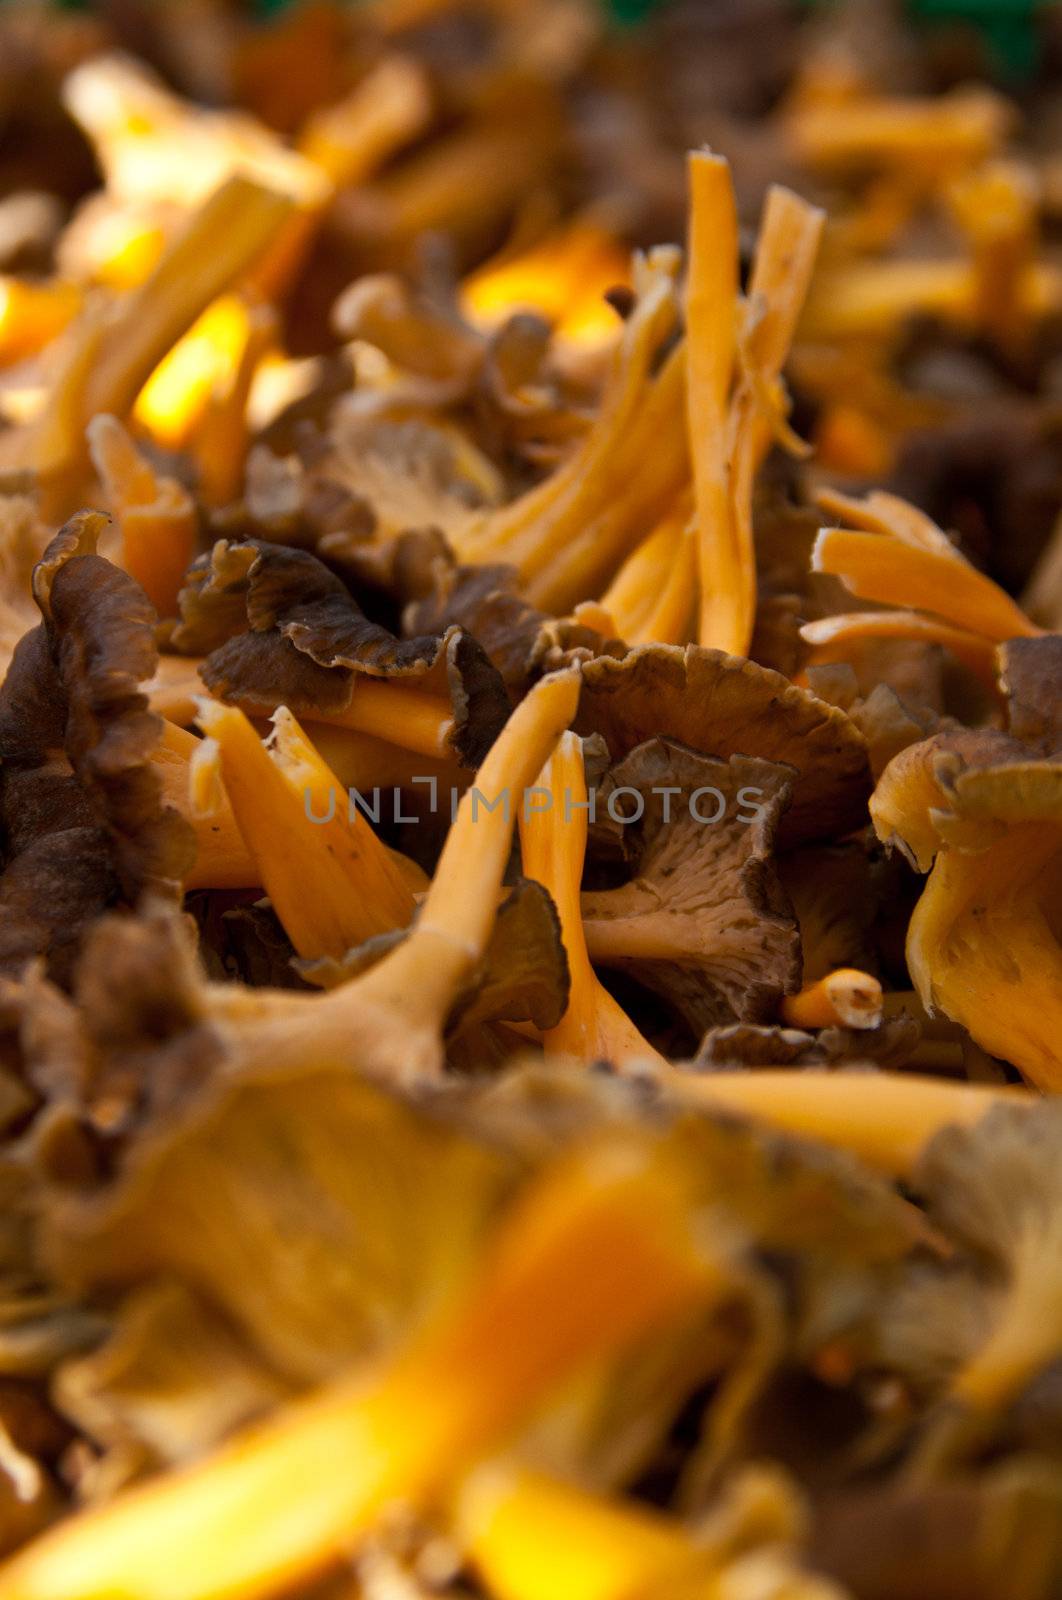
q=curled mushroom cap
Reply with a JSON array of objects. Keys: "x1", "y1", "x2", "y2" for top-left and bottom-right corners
[
  {"x1": 0, "y1": 513, "x2": 193, "y2": 982},
  {"x1": 173, "y1": 539, "x2": 511, "y2": 768},
  {"x1": 580, "y1": 739, "x2": 800, "y2": 1038},
  {"x1": 871, "y1": 726, "x2": 1062, "y2": 1088},
  {"x1": 575, "y1": 645, "x2": 870, "y2": 847},
  {"x1": 397, "y1": 531, "x2": 621, "y2": 702}
]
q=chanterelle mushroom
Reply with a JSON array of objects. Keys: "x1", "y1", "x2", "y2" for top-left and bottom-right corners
[
  {"x1": 200, "y1": 670, "x2": 581, "y2": 1087},
  {"x1": 580, "y1": 739, "x2": 801, "y2": 1038},
  {"x1": 0, "y1": 513, "x2": 193, "y2": 983},
  {"x1": 520, "y1": 730, "x2": 664, "y2": 1071},
  {"x1": 575, "y1": 645, "x2": 870, "y2": 847},
  {"x1": 195, "y1": 700, "x2": 418, "y2": 961},
  {"x1": 805, "y1": 487, "x2": 1043, "y2": 681},
  {"x1": 0, "y1": 1122, "x2": 715, "y2": 1600},
  {"x1": 186, "y1": 539, "x2": 511, "y2": 769},
  {"x1": 871, "y1": 726, "x2": 1062, "y2": 1089}
]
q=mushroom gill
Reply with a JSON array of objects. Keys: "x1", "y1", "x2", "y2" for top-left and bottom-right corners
[{"x1": 580, "y1": 739, "x2": 801, "y2": 1039}]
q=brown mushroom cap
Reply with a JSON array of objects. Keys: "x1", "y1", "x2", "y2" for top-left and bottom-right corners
[
  {"x1": 175, "y1": 539, "x2": 511, "y2": 767},
  {"x1": 580, "y1": 739, "x2": 801, "y2": 1037},
  {"x1": 575, "y1": 645, "x2": 870, "y2": 847},
  {"x1": 397, "y1": 532, "x2": 622, "y2": 702},
  {"x1": 42, "y1": 1051, "x2": 516, "y2": 1389},
  {"x1": 0, "y1": 514, "x2": 193, "y2": 983}
]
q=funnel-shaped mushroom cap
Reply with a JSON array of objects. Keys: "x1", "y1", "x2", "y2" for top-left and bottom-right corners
[
  {"x1": 872, "y1": 726, "x2": 1062, "y2": 1087},
  {"x1": 575, "y1": 645, "x2": 870, "y2": 846},
  {"x1": 581, "y1": 739, "x2": 800, "y2": 1036},
  {"x1": 176, "y1": 539, "x2": 511, "y2": 768}
]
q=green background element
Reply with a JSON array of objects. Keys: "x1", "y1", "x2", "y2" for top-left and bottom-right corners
[
  {"x1": 909, "y1": 0, "x2": 1044, "y2": 78},
  {"x1": 799, "y1": 0, "x2": 1046, "y2": 79},
  {"x1": 41, "y1": 0, "x2": 1053, "y2": 79}
]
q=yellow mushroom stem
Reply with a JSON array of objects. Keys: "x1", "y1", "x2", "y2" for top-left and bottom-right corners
[
  {"x1": 520, "y1": 731, "x2": 665, "y2": 1070},
  {"x1": 0, "y1": 1136, "x2": 716, "y2": 1600},
  {"x1": 182, "y1": 719, "x2": 425, "y2": 900},
  {"x1": 204, "y1": 671, "x2": 580, "y2": 1084},
  {"x1": 136, "y1": 293, "x2": 256, "y2": 450},
  {"x1": 186, "y1": 676, "x2": 457, "y2": 761},
  {"x1": 299, "y1": 721, "x2": 465, "y2": 799},
  {"x1": 196, "y1": 700, "x2": 417, "y2": 960},
  {"x1": 787, "y1": 86, "x2": 1011, "y2": 174},
  {"x1": 815, "y1": 486, "x2": 961, "y2": 555},
  {"x1": 600, "y1": 497, "x2": 695, "y2": 646},
  {"x1": 568, "y1": 599, "x2": 618, "y2": 639},
  {"x1": 949, "y1": 159, "x2": 1040, "y2": 357},
  {"x1": 524, "y1": 340, "x2": 689, "y2": 613},
  {"x1": 826, "y1": 169, "x2": 925, "y2": 257},
  {"x1": 86, "y1": 176, "x2": 291, "y2": 422},
  {"x1": 781, "y1": 968, "x2": 883, "y2": 1031},
  {"x1": 300, "y1": 57, "x2": 431, "y2": 185},
  {"x1": 304, "y1": 680, "x2": 456, "y2": 757},
  {"x1": 364, "y1": 110, "x2": 561, "y2": 258},
  {"x1": 687, "y1": 154, "x2": 823, "y2": 656},
  {"x1": 799, "y1": 257, "x2": 1062, "y2": 341},
  {"x1": 34, "y1": 175, "x2": 294, "y2": 489},
  {"x1": 800, "y1": 612, "x2": 999, "y2": 687},
  {"x1": 455, "y1": 1463, "x2": 718, "y2": 1600},
  {"x1": 813, "y1": 527, "x2": 1042, "y2": 643},
  {"x1": 454, "y1": 248, "x2": 683, "y2": 586},
  {"x1": 731, "y1": 184, "x2": 824, "y2": 487},
  {"x1": 719, "y1": 184, "x2": 823, "y2": 656},
  {"x1": 661, "y1": 1070, "x2": 1029, "y2": 1178},
  {"x1": 191, "y1": 300, "x2": 277, "y2": 508},
  {"x1": 685, "y1": 150, "x2": 739, "y2": 653},
  {"x1": 151, "y1": 721, "x2": 258, "y2": 890},
  {"x1": 86, "y1": 414, "x2": 197, "y2": 619}
]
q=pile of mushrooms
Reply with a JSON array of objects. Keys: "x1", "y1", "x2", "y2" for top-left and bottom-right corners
[{"x1": 1, "y1": 3, "x2": 1062, "y2": 1598}]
